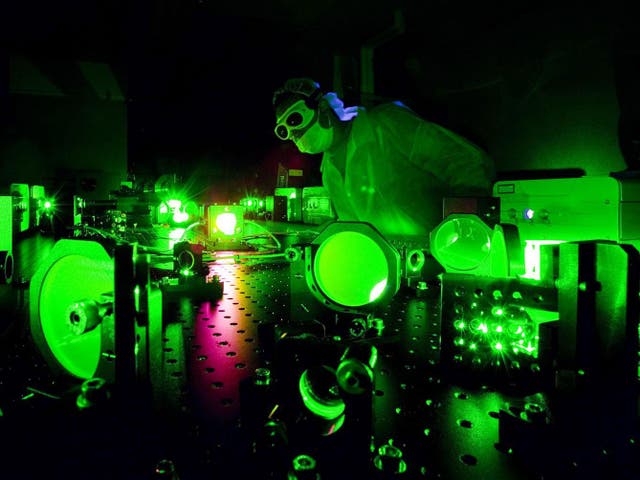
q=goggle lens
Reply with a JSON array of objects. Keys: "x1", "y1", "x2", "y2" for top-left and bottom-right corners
[
  {"x1": 286, "y1": 112, "x2": 303, "y2": 127},
  {"x1": 274, "y1": 100, "x2": 316, "y2": 141},
  {"x1": 275, "y1": 124, "x2": 289, "y2": 140}
]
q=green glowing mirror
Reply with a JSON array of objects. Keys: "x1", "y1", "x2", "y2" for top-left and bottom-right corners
[
  {"x1": 306, "y1": 222, "x2": 400, "y2": 311},
  {"x1": 314, "y1": 231, "x2": 388, "y2": 307},
  {"x1": 299, "y1": 367, "x2": 345, "y2": 421},
  {"x1": 431, "y1": 214, "x2": 492, "y2": 271},
  {"x1": 30, "y1": 240, "x2": 113, "y2": 379}
]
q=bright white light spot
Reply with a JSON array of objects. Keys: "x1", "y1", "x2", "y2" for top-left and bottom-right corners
[
  {"x1": 169, "y1": 228, "x2": 185, "y2": 249},
  {"x1": 173, "y1": 210, "x2": 189, "y2": 223},
  {"x1": 169, "y1": 228, "x2": 185, "y2": 240},
  {"x1": 446, "y1": 233, "x2": 459, "y2": 246},
  {"x1": 216, "y1": 213, "x2": 237, "y2": 235},
  {"x1": 522, "y1": 240, "x2": 565, "y2": 280},
  {"x1": 369, "y1": 279, "x2": 387, "y2": 302}
]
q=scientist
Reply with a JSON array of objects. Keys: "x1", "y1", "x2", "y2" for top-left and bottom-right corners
[{"x1": 272, "y1": 78, "x2": 495, "y2": 238}]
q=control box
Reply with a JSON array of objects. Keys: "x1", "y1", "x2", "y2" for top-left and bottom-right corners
[
  {"x1": 0, "y1": 196, "x2": 14, "y2": 283},
  {"x1": 302, "y1": 186, "x2": 335, "y2": 225},
  {"x1": 493, "y1": 176, "x2": 640, "y2": 247},
  {"x1": 10, "y1": 183, "x2": 30, "y2": 233},
  {"x1": 274, "y1": 187, "x2": 302, "y2": 222}
]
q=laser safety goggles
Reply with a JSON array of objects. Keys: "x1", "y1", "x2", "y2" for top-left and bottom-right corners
[{"x1": 274, "y1": 100, "x2": 318, "y2": 141}]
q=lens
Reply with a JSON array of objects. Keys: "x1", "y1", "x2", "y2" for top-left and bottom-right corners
[
  {"x1": 313, "y1": 231, "x2": 389, "y2": 307},
  {"x1": 431, "y1": 215, "x2": 491, "y2": 272},
  {"x1": 286, "y1": 112, "x2": 304, "y2": 127},
  {"x1": 275, "y1": 124, "x2": 289, "y2": 140},
  {"x1": 299, "y1": 366, "x2": 345, "y2": 420}
]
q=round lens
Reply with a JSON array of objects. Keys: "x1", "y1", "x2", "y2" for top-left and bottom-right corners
[
  {"x1": 431, "y1": 216, "x2": 491, "y2": 271},
  {"x1": 287, "y1": 112, "x2": 304, "y2": 127},
  {"x1": 313, "y1": 231, "x2": 389, "y2": 307},
  {"x1": 275, "y1": 124, "x2": 289, "y2": 140},
  {"x1": 40, "y1": 254, "x2": 112, "y2": 378}
]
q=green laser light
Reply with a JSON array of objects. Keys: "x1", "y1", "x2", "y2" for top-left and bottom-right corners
[
  {"x1": 314, "y1": 231, "x2": 388, "y2": 307},
  {"x1": 173, "y1": 209, "x2": 189, "y2": 223},
  {"x1": 298, "y1": 367, "x2": 346, "y2": 420},
  {"x1": 215, "y1": 213, "x2": 237, "y2": 235}
]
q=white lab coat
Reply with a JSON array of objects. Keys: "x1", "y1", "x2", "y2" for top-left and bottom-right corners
[{"x1": 320, "y1": 102, "x2": 495, "y2": 239}]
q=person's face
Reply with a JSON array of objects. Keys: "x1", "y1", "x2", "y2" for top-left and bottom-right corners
[{"x1": 274, "y1": 99, "x2": 333, "y2": 154}]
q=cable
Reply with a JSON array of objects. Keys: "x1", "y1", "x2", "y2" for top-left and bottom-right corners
[
  {"x1": 25, "y1": 386, "x2": 61, "y2": 400},
  {"x1": 312, "y1": 318, "x2": 327, "y2": 338},
  {"x1": 73, "y1": 225, "x2": 121, "y2": 241},
  {"x1": 74, "y1": 225, "x2": 181, "y2": 256},
  {"x1": 243, "y1": 221, "x2": 282, "y2": 251},
  {"x1": 210, "y1": 252, "x2": 288, "y2": 263},
  {"x1": 176, "y1": 220, "x2": 205, "y2": 243},
  {"x1": 243, "y1": 235, "x2": 280, "y2": 251}
]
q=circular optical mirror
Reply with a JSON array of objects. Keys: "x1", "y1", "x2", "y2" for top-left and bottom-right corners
[
  {"x1": 0, "y1": 251, "x2": 13, "y2": 284},
  {"x1": 431, "y1": 216, "x2": 492, "y2": 272},
  {"x1": 176, "y1": 249, "x2": 195, "y2": 270},
  {"x1": 299, "y1": 366, "x2": 345, "y2": 421},
  {"x1": 313, "y1": 231, "x2": 389, "y2": 307},
  {"x1": 39, "y1": 254, "x2": 113, "y2": 378}
]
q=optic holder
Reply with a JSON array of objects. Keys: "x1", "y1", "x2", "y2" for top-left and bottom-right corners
[{"x1": 304, "y1": 222, "x2": 401, "y2": 313}]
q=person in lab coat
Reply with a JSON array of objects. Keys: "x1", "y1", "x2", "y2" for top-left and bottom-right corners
[{"x1": 272, "y1": 78, "x2": 495, "y2": 239}]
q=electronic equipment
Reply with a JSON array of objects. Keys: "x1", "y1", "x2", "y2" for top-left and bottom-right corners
[
  {"x1": 302, "y1": 186, "x2": 335, "y2": 225},
  {"x1": 274, "y1": 187, "x2": 302, "y2": 222},
  {"x1": 0, "y1": 195, "x2": 14, "y2": 284},
  {"x1": 494, "y1": 175, "x2": 640, "y2": 279},
  {"x1": 274, "y1": 195, "x2": 288, "y2": 222},
  {"x1": 10, "y1": 183, "x2": 30, "y2": 233},
  {"x1": 239, "y1": 196, "x2": 266, "y2": 219},
  {"x1": 30, "y1": 185, "x2": 47, "y2": 229}
]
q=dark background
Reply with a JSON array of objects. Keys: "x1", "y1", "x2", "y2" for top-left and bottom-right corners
[{"x1": 1, "y1": 0, "x2": 638, "y2": 202}]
